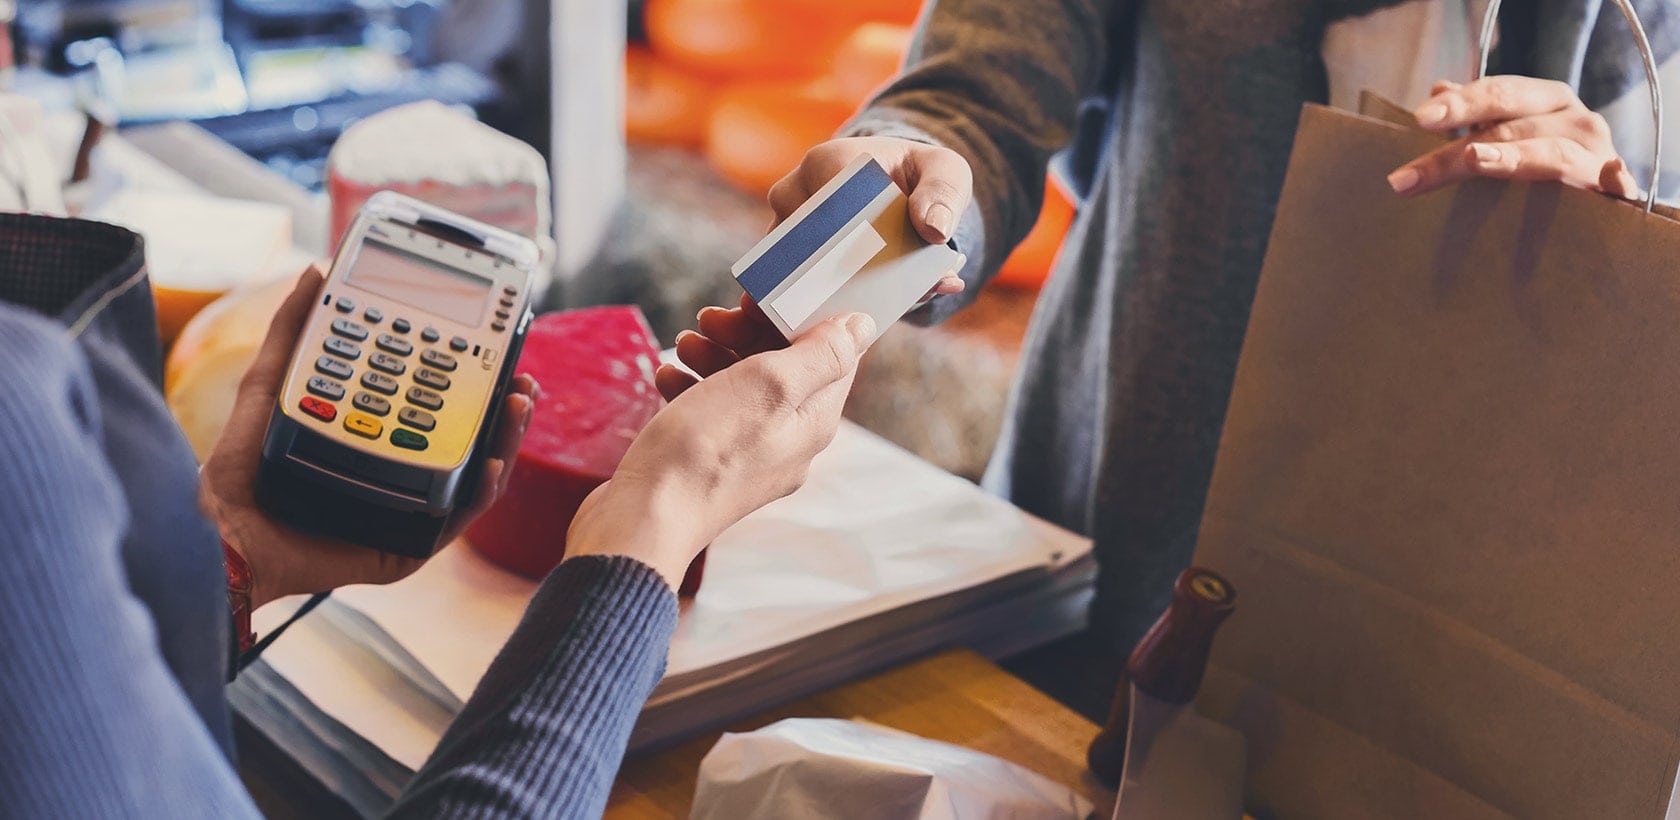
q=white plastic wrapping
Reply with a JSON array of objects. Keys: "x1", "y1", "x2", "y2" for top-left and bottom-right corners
[{"x1": 692, "y1": 719, "x2": 1094, "y2": 820}]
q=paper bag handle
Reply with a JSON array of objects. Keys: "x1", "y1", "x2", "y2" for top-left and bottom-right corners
[{"x1": 1476, "y1": 0, "x2": 1663, "y2": 212}]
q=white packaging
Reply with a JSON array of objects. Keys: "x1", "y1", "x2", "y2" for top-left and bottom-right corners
[{"x1": 691, "y1": 718, "x2": 1093, "y2": 820}]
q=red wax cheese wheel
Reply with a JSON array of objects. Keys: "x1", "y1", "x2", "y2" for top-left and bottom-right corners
[{"x1": 466, "y1": 306, "x2": 664, "y2": 579}]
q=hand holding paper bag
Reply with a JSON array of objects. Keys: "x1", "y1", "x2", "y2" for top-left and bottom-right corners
[{"x1": 1387, "y1": 75, "x2": 1638, "y2": 199}]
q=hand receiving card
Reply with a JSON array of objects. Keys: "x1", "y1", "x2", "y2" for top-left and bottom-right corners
[{"x1": 731, "y1": 155, "x2": 966, "y2": 344}]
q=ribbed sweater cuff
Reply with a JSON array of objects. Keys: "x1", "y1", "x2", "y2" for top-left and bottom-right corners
[{"x1": 390, "y1": 554, "x2": 678, "y2": 819}]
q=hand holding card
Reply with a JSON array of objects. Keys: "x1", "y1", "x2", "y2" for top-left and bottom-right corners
[{"x1": 731, "y1": 155, "x2": 966, "y2": 345}]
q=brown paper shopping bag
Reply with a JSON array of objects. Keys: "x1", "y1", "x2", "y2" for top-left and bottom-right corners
[{"x1": 1190, "y1": 4, "x2": 1680, "y2": 818}]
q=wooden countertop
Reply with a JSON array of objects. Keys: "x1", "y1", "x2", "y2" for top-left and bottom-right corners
[{"x1": 607, "y1": 648, "x2": 1115, "y2": 818}]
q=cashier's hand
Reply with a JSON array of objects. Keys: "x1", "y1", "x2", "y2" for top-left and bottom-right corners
[
  {"x1": 1389, "y1": 76, "x2": 1638, "y2": 199},
  {"x1": 563, "y1": 312, "x2": 875, "y2": 593},
  {"x1": 770, "y1": 136, "x2": 969, "y2": 299},
  {"x1": 199, "y1": 268, "x2": 539, "y2": 609}
]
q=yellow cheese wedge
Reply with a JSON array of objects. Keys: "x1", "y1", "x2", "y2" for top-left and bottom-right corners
[{"x1": 165, "y1": 274, "x2": 299, "y2": 460}]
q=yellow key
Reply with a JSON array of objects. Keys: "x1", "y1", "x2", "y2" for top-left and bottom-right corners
[{"x1": 343, "y1": 411, "x2": 383, "y2": 439}]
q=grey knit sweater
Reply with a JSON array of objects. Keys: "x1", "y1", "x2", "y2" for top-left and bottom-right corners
[{"x1": 850, "y1": 0, "x2": 1677, "y2": 651}]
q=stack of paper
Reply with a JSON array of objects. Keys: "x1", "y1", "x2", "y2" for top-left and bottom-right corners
[{"x1": 231, "y1": 423, "x2": 1094, "y2": 817}]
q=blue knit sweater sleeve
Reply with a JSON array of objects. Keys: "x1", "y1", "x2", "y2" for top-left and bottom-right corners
[
  {"x1": 391, "y1": 555, "x2": 679, "y2": 819},
  {"x1": 0, "y1": 310, "x2": 261, "y2": 820}
]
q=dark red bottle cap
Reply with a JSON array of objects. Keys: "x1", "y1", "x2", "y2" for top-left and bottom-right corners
[{"x1": 1125, "y1": 566, "x2": 1237, "y2": 704}]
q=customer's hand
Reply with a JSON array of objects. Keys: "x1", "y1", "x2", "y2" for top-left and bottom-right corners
[
  {"x1": 563, "y1": 312, "x2": 875, "y2": 592},
  {"x1": 1388, "y1": 76, "x2": 1638, "y2": 199},
  {"x1": 200, "y1": 268, "x2": 538, "y2": 608},
  {"x1": 770, "y1": 136, "x2": 970, "y2": 298}
]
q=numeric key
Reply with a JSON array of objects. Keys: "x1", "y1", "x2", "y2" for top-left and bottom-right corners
[
  {"x1": 377, "y1": 334, "x2": 414, "y2": 356},
  {"x1": 369, "y1": 352, "x2": 406, "y2": 376},
  {"x1": 406, "y1": 386, "x2": 444, "y2": 411},
  {"x1": 315, "y1": 355, "x2": 353, "y2": 380},
  {"x1": 323, "y1": 336, "x2": 361, "y2": 360},
  {"x1": 420, "y1": 349, "x2": 457, "y2": 372},
  {"x1": 414, "y1": 368, "x2": 451, "y2": 391},
  {"x1": 361, "y1": 371, "x2": 399, "y2": 395},
  {"x1": 353, "y1": 392, "x2": 392, "y2": 416},
  {"x1": 331, "y1": 318, "x2": 369, "y2": 341}
]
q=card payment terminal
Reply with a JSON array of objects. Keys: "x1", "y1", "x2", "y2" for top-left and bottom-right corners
[{"x1": 257, "y1": 191, "x2": 540, "y2": 558}]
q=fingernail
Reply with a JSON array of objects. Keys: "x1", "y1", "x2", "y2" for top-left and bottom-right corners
[
  {"x1": 1471, "y1": 143, "x2": 1501, "y2": 164},
  {"x1": 923, "y1": 203, "x2": 955, "y2": 240},
  {"x1": 1388, "y1": 167, "x2": 1421, "y2": 194},
  {"x1": 843, "y1": 313, "x2": 876, "y2": 348},
  {"x1": 1415, "y1": 102, "x2": 1447, "y2": 126}
]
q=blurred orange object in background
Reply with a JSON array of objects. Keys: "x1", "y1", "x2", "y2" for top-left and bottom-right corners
[
  {"x1": 789, "y1": 0, "x2": 924, "y2": 27},
  {"x1": 155, "y1": 287, "x2": 227, "y2": 352},
  {"x1": 832, "y1": 23, "x2": 912, "y2": 106},
  {"x1": 625, "y1": 45, "x2": 719, "y2": 147},
  {"x1": 705, "y1": 81, "x2": 854, "y2": 196},
  {"x1": 994, "y1": 176, "x2": 1076, "y2": 291},
  {"x1": 634, "y1": 0, "x2": 932, "y2": 200},
  {"x1": 644, "y1": 0, "x2": 848, "y2": 77}
]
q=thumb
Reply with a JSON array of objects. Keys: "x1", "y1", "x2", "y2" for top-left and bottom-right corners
[
  {"x1": 746, "y1": 313, "x2": 874, "y2": 406},
  {"x1": 238, "y1": 267, "x2": 326, "y2": 401},
  {"x1": 904, "y1": 147, "x2": 973, "y2": 245}
]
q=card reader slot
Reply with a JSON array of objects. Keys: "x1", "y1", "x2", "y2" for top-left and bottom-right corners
[
  {"x1": 411, "y1": 218, "x2": 486, "y2": 250},
  {"x1": 287, "y1": 426, "x2": 434, "y2": 500}
]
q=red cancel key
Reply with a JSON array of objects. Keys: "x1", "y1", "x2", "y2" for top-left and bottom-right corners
[{"x1": 299, "y1": 396, "x2": 337, "y2": 422}]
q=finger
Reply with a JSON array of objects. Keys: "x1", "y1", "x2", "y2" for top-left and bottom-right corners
[
  {"x1": 1389, "y1": 136, "x2": 1476, "y2": 196},
  {"x1": 473, "y1": 378, "x2": 537, "y2": 510},
  {"x1": 656, "y1": 364, "x2": 700, "y2": 401},
  {"x1": 766, "y1": 175, "x2": 815, "y2": 226},
  {"x1": 456, "y1": 457, "x2": 506, "y2": 524},
  {"x1": 489, "y1": 390, "x2": 533, "y2": 467},
  {"x1": 768, "y1": 145, "x2": 858, "y2": 225},
  {"x1": 696, "y1": 299, "x2": 787, "y2": 358},
  {"x1": 1599, "y1": 157, "x2": 1639, "y2": 199},
  {"x1": 1413, "y1": 76, "x2": 1577, "y2": 131},
  {"x1": 733, "y1": 313, "x2": 873, "y2": 407},
  {"x1": 932, "y1": 273, "x2": 965, "y2": 296},
  {"x1": 238, "y1": 267, "x2": 326, "y2": 400},
  {"x1": 904, "y1": 147, "x2": 973, "y2": 244},
  {"x1": 1460, "y1": 137, "x2": 1612, "y2": 190},
  {"x1": 675, "y1": 329, "x2": 741, "y2": 377},
  {"x1": 1475, "y1": 110, "x2": 1617, "y2": 156},
  {"x1": 510, "y1": 372, "x2": 541, "y2": 403}
]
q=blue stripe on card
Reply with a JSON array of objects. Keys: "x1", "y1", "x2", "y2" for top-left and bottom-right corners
[{"x1": 737, "y1": 158, "x2": 894, "y2": 301}]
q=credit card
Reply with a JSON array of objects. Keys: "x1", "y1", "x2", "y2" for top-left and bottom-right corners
[{"x1": 732, "y1": 155, "x2": 965, "y2": 343}]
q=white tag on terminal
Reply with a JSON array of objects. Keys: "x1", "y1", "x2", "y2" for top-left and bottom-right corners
[{"x1": 731, "y1": 155, "x2": 965, "y2": 344}]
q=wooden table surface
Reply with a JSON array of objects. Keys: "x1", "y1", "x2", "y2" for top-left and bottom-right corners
[{"x1": 606, "y1": 648, "x2": 1116, "y2": 818}]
